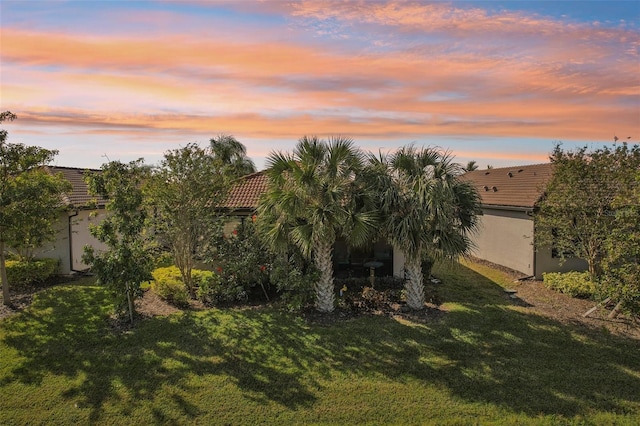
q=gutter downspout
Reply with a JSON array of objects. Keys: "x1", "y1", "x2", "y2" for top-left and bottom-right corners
[{"x1": 68, "y1": 209, "x2": 81, "y2": 273}]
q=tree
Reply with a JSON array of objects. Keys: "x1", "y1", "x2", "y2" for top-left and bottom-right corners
[
  {"x1": 210, "y1": 134, "x2": 256, "y2": 177},
  {"x1": 0, "y1": 111, "x2": 70, "y2": 306},
  {"x1": 147, "y1": 143, "x2": 233, "y2": 297},
  {"x1": 367, "y1": 146, "x2": 481, "y2": 310},
  {"x1": 601, "y1": 168, "x2": 640, "y2": 315},
  {"x1": 257, "y1": 136, "x2": 377, "y2": 312},
  {"x1": 83, "y1": 160, "x2": 154, "y2": 323},
  {"x1": 536, "y1": 143, "x2": 640, "y2": 277},
  {"x1": 464, "y1": 160, "x2": 479, "y2": 172},
  {"x1": 6, "y1": 170, "x2": 71, "y2": 261}
]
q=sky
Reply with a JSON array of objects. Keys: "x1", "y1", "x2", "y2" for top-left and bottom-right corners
[{"x1": 1, "y1": 0, "x2": 638, "y2": 171}]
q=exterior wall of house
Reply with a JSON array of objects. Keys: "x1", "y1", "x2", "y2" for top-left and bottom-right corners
[
  {"x1": 69, "y1": 209, "x2": 108, "y2": 272},
  {"x1": 534, "y1": 246, "x2": 588, "y2": 279},
  {"x1": 33, "y1": 209, "x2": 108, "y2": 275},
  {"x1": 223, "y1": 218, "x2": 242, "y2": 236},
  {"x1": 32, "y1": 211, "x2": 72, "y2": 274},
  {"x1": 471, "y1": 207, "x2": 536, "y2": 276},
  {"x1": 393, "y1": 246, "x2": 405, "y2": 278},
  {"x1": 471, "y1": 206, "x2": 589, "y2": 278}
]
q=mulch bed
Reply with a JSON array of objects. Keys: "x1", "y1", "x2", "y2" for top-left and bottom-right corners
[{"x1": 511, "y1": 279, "x2": 640, "y2": 340}]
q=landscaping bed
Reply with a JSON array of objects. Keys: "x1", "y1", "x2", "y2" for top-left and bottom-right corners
[
  {"x1": 462, "y1": 258, "x2": 640, "y2": 341},
  {"x1": 5, "y1": 261, "x2": 638, "y2": 341}
]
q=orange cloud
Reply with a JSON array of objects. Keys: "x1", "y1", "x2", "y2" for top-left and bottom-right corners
[{"x1": 1, "y1": 0, "x2": 637, "y2": 160}]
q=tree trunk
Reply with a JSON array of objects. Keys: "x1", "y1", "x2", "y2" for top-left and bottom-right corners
[
  {"x1": 1, "y1": 240, "x2": 10, "y2": 306},
  {"x1": 313, "y1": 239, "x2": 335, "y2": 313},
  {"x1": 126, "y1": 281, "x2": 134, "y2": 324},
  {"x1": 405, "y1": 257, "x2": 425, "y2": 310},
  {"x1": 174, "y1": 239, "x2": 195, "y2": 298}
]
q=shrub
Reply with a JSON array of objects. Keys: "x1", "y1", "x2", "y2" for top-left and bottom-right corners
[
  {"x1": 599, "y1": 264, "x2": 640, "y2": 315},
  {"x1": 5, "y1": 258, "x2": 58, "y2": 288},
  {"x1": 211, "y1": 220, "x2": 273, "y2": 302},
  {"x1": 543, "y1": 271, "x2": 595, "y2": 298},
  {"x1": 196, "y1": 272, "x2": 246, "y2": 306},
  {"x1": 153, "y1": 251, "x2": 174, "y2": 268},
  {"x1": 151, "y1": 266, "x2": 190, "y2": 307},
  {"x1": 151, "y1": 265, "x2": 243, "y2": 307},
  {"x1": 270, "y1": 257, "x2": 317, "y2": 311}
]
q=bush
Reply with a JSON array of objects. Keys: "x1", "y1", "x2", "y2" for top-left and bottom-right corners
[
  {"x1": 151, "y1": 265, "x2": 244, "y2": 307},
  {"x1": 599, "y1": 264, "x2": 640, "y2": 315},
  {"x1": 211, "y1": 220, "x2": 273, "y2": 302},
  {"x1": 151, "y1": 266, "x2": 190, "y2": 307},
  {"x1": 270, "y1": 257, "x2": 317, "y2": 311},
  {"x1": 543, "y1": 271, "x2": 595, "y2": 298},
  {"x1": 196, "y1": 272, "x2": 246, "y2": 306},
  {"x1": 5, "y1": 258, "x2": 58, "y2": 288},
  {"x1": 153, "y1": 251, "x2": 174, "y2": 268}
]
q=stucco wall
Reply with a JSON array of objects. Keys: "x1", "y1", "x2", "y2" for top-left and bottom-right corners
[
  {"x1": 33, "y1": 209, "x2": 108, "y2": 275},
  {"x1": 69, "y1": 209, "x2": 109, "y2": 272},
  {"x1": 471, "y1": 208, "x2": 535, "y2": 276},
  {"x1": 392, "y1": 246, "x2": 405, "y2": 278},
  {"x1": 32, "y1": 211, "x2": 72, "y2": 274},
  {"x1": 534, "y1": 246, "x2": 588, "y2": 279}
]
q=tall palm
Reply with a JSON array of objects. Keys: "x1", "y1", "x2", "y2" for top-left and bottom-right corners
[
  {"x1": 369, "y1": 146, "x2": 481, "y2": 310},
  {"x1": 210, "y1": 134, "x2": 256, "y2": 177},
  {"x1": 257, "y1": 136, "x2": 377, "y2": 312},
  {"x1": 464, "y1": 160, "x2": 479, "y2": 172}
]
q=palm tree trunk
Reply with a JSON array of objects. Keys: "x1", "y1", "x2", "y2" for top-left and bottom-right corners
[
  {"x1": 1, "y1": 240, "x2": 10, "y2": 306},
  {"x1": 405, "y1": 257, "x2": 425, "y2": 310},
  {"x1": 314, "y1": 239, "x2": 335, "y2": 312}
]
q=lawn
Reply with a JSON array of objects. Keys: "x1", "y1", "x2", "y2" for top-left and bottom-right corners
[{"x1": 1, "y1": 263, "x2": 639, "y2": 425}]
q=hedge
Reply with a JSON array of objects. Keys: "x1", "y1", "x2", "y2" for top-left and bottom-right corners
[
  {"x1": 151, "y1": 266, "x2": 191, "y2": 307},
  {"x1": 542, "y1": 271, "x2": 595, "y2": 298},
  {"x1": 5, "y1": 258, "x2": 59, "y2": 288}
]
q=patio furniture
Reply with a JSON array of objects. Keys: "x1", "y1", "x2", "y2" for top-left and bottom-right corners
[{"x1": 363, "y1": 260, "x2": 384, "y2": 288}]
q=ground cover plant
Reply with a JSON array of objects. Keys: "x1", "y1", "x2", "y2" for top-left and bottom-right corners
[{"x1": 1, "y1": 264, "x2": 639, "y2": 425}]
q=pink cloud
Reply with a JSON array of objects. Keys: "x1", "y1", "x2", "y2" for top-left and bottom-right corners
[{"x1": 1, "y1": 1, "x2": 637, "y2": 158}]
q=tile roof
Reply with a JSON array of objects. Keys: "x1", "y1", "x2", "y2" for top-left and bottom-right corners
[
  {"x1": 45, "y1": 166, "x2": 107, "y2": 208},
  {"x1": 462, "y1": 163, "x2": 554, "y2": 208},
  {"x1": 222, "y1": 171, "x2": 268, "y2": 210}
]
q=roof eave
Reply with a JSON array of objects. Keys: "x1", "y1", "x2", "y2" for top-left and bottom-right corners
[{"x1": 481, "y1": 203, "x2": 535, "y2": 213}]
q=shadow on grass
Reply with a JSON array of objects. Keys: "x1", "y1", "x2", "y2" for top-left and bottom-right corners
[{"x1": 1, "y1": 264, "x2": 639, "y2": 422}]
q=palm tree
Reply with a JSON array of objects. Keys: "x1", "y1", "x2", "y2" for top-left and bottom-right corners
[
  {"x1": 210, "y1": 134, "x2": 256, "y2": 177},
  {"x1": 257, "y1": 136, "x2": 377, "y2": 312},
  {"x1": 368, "y1": 146, "x2": 481, "y2": 310},
  {"x1": 464, "y1": 160, "x2": 479, "y2": 172}
]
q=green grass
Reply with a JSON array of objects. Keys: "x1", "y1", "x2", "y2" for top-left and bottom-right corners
[{"x1": 1, "y1": 266, "x2": 639, "y2": 425}]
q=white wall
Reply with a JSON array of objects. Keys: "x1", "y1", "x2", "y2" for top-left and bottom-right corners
[
  {"x1": 69, "y1": 209, "x2": 109, "y2": 272},
  {"x1": 33, "y1": 211, "x2": 72, "y2": 274},
  {"x1": 392, "y1": 246, "x2": 406, "y2": 278},
  {"x1": 471, "y1": 208, "x2": 536, "y2": 276},
  {"x1": 534, "y1": 246, "x2": 588, "y2": 279},
  {"x1": 33, "y1": 209, "x2": 108, "y2": 275}
]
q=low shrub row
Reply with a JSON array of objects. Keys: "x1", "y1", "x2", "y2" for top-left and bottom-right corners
[
  {"x1": 151, "y1": 265, "x2": 248, "y2": 307},
  {"x1": 542, "y1": 271, "x2": 595, "y2": 298},
  {"x1": 5, "y1": 258, "x2": 59, "y2": 288}
]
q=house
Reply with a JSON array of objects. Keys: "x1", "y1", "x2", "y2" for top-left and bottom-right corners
[
  {"x1": 222, "y1": 171, "x2": 406, "y2": 278},
  {"x1": 463, "y1": 163, "x2": 587, "y2": 278},
  {"x1": 32, "y1": 166, "x2": 108, "y2": 275}
]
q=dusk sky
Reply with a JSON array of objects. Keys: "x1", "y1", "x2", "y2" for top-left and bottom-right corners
[{"x1": 1, "y1": 0, "x2": 638, "y2": 171}]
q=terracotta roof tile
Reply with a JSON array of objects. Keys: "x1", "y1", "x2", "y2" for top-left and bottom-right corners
[
  {"x1": 462, "y1": 163, "x2": 554, "y2": 208},
  {"x1": 45, "y1": 166, "x2": 107, "y2": 208},
  {"x1": 223, "y1": 171, "x2": 268, "y2": 210}
]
